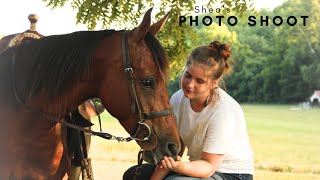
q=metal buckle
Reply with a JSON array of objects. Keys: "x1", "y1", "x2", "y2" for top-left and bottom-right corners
[
  {"x1": 125, "y1": 68, "x2": 133, "y2": 73},
  {"x1": 125, "y1": 68, "x2": 134, "y2": 82},
  {"x1": 131, "y1": 121, "x2": 151, "y2": 141}
]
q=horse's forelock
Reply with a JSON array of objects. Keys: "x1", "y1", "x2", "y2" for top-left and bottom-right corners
[{"x1": 144, "y1": 32, "x2": 169, "y2": 75}]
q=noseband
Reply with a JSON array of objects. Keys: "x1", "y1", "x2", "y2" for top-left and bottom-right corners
[{"x1": 121, "y1": 31, "x2": 172, "y2": 142}]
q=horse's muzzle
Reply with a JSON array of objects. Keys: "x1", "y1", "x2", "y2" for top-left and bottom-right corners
[{"x1": 142, "y1": 141, "x2": 180, "y2": 164}]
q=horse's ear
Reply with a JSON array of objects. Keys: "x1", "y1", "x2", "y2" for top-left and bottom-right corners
[
  {"x1": 149, "y1": 11, "x2": 170, "y2": 36},
  {"x1": 133, "y1": 8, "x2": 153, "y2": 42}
]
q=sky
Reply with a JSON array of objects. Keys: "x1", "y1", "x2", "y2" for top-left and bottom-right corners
[{"x1": 0, "y1": 0, "x2": 285, "y2": 36}]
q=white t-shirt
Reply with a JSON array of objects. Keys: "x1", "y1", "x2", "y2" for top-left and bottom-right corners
[{"x1": 170, "y1": 88, "x2": 254, "y2": 174}]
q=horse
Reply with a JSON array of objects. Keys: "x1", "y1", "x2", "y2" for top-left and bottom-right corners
[
  {"x1": 0, "y1": 14, "x2": 106, "y2": 179},
  {"x1": 0, "y1": 8, "x2": 180, "y2": 179}
]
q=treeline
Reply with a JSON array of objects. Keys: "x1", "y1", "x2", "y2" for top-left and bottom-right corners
[{"x1": 168, "y1": 0, "x2": 320, "y2": 103}]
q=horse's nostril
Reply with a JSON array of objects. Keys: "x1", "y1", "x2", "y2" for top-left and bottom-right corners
[{"x1": 166, "y1": 142, "x2": 178, "y2": 157}]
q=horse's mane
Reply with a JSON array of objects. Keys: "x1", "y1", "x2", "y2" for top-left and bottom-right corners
[
  {"x1": 12, "y1": 30, "x2": 115, "y2": 97},
  {"x1": 10, "y1": 30, "x2": 168, "y2": 98}
]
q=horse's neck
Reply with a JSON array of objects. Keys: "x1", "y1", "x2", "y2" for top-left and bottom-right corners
[
  {"x1": 23, "y1": 82, "x2": 95, "y2": 118},
  {"x1": 0, "y1": 51, "x2": 14, "y2": 99}
]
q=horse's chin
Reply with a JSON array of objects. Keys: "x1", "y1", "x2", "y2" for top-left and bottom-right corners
[{"x1": 142, "y1": 150, "x2": 161, "y2": 164}]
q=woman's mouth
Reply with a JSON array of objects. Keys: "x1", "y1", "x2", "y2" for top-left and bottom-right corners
[{"x1": 184, "y1": 88, "x2": 193, "y2": 94}]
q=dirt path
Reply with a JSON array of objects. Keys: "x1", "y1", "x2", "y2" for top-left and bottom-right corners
[{"x1": 86, "y1": 121, "x2": 140, "y2": 180}]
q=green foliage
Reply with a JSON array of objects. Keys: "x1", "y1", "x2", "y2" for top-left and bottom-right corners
[
  {"x1": 216, "y1": 0, "x2": 319, "y2": 103},
  {"x1": 167, "y1": 74, "x2": 181, "y2": 97},
  {"x1": 266, "y1": 0, "x2": 320, "y2": 102}
]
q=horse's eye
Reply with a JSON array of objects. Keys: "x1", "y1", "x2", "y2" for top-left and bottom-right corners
[{"x1": 141, "y1": 79, "x2": 155, "y2": 88}]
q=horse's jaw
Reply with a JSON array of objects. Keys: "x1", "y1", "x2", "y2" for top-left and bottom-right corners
[{"x1": 142, "y1": 150, "x2": 160, "y2": 164}]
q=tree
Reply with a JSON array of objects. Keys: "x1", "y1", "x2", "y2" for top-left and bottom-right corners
[
  {"x1": 227, "y1": 0, "x2": 320, "y2": 103},
  {"x1": 42, "y1": 0, "x2": 255, "y2": 75},
  {"x1": 271, "y1": 0, "x2": 320, "y2": 101},
  {"x1": 196, "y1": 0, "x2": 320, "y2": 103}
]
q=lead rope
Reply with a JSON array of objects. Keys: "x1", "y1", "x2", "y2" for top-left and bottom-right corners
[
  {"x1": 82, "y1": 114, "x2": 102, "y2": 179},
  {"x1": 79, "y1": 130, "x2": 93, "y2": 180},
  {"x1": 98, "y1": 114, "x2": 102, "y2": 132},
  {"x1": 133, "y1": 150, "x2": 144, "y2": 180}
]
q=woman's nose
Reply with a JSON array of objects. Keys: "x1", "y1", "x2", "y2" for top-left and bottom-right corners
[{"x1": 186, "y1": 79, "x2": 194, "y2": 88}]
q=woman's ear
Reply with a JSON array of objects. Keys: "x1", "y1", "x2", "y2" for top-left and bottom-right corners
[{"x1": 211, "y1": 79, "x2": 219, "y2": 89}]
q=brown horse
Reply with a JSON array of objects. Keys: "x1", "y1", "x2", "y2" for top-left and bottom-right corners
[
  {"x1": 0, "y1": 14, "x2": 103, "y2": 179},
  {"x1": 0, "y1": 8, "x2": 180, "y2": 179}
]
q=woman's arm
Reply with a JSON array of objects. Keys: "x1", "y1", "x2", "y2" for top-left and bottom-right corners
[{"x1": 161, "y1": 152, "x2": 224, "y2": 178}]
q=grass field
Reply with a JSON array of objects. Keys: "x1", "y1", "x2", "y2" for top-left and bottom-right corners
[{"x1": 87, "y1": 104, "x2": 320, "y2": 179}]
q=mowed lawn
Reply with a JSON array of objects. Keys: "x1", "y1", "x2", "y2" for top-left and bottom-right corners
[
  {"x1": 88, "y1": 104, "x2": 320, "y2": 179},
  {"x1": 242, "y1": 104, "x2": 320, "y2": 180}
]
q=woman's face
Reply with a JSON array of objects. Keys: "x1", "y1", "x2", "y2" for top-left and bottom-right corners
[{"x1": 181, "y1": 63, "x2": 216, "y2": 101}]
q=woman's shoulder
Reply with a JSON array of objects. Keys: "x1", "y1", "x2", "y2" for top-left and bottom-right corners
[
  {"x1": 213, "y1": 88, "x2": 243, "y2": 114},
  {"x1": 170, "y1": 89, "x2": 184, "y2": 102},
  {"x1": 170, "y1": 89, "x2": 189, "y2": 113},
  {"x1": 217, "y1": 88, "x2": 240, "y2": 105}
]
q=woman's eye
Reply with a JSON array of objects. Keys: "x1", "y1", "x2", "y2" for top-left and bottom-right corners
[
  {"x1": 142, "y1": 79, "x2": 154, "y2": 88},
  {"x1": 197, "y1": 80, "x2": 204, "y2": 84}
]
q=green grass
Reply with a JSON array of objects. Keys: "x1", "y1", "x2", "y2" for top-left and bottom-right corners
[
  {"x1": 89, "y1": 105, "x2": 320, "y2": 179},
  {"x1": 242, "y1": 104, "x2": 320, "y2": 179}
]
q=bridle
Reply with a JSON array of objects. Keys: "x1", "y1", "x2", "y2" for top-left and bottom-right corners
[
  {"x1": 10, "y1": 31, "x2": 173, "y2": 143},
  {"x1": 121, "y1": 31, "x2": 173, "y2": 141}
]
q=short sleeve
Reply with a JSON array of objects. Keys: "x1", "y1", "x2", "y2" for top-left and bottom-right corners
[{"x1": 170, "y1": 90, "x2": 183, "y2": 125}]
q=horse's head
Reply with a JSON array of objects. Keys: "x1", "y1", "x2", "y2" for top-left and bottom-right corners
[{"x1": 94, "y1": 8, "x2": 181, "y2": 164}]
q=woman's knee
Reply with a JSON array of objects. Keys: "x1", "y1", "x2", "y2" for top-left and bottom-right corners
[
  {"x1": 165, "y1": 174, "x2": 222, "y2": 180},
  {"x1": 123, "y1": 165, "x2": 138, "y2": 180},
  {"x1": 165, "y1": 174, "x2": 200, "y2": 180}
]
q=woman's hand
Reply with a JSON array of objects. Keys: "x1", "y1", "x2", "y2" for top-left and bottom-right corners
[
  {"x1": 159, "y1": 156, "x2": 182, "y2": 171},
  {"x1": 151, "y1": 156, "x2": 183, "y2": 180},
  {"x1": 159, "y1": 153, "x2": 224, "y2": 178}
]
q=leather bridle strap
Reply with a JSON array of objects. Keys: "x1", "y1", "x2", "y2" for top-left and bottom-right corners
[
  {"x1": 122, "y1": 31, "x2": 136, "y2": 113},
  {"x1": 141, "y1": 109, "x2": 173, "y2": 119}
]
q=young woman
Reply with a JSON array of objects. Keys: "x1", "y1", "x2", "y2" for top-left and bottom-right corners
[{"x1": 123, "y1": 41, "x2": 254, "y2": 180}]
